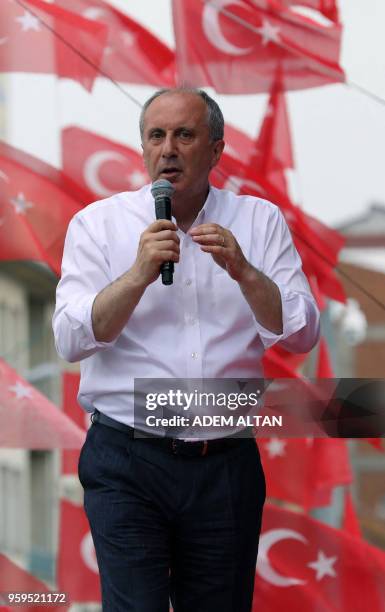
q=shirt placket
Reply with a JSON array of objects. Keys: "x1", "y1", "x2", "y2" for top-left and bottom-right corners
[{"x1": 179, "y1": 231, "x2": 203, "y2": 379}]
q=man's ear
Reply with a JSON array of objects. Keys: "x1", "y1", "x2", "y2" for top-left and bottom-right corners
[{"x1": 210, "y1": 139, "x2": 225, "y2": 169}]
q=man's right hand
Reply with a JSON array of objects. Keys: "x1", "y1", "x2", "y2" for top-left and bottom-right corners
[{"x1": 130, "y1": 220, "x2": 180, "y2": 287}]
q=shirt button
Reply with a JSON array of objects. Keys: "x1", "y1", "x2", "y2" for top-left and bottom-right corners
[
  {"x1": 191, "y1": 352, "x2": 198, "y2": 359},
  {"x1": 185, "y1": 279, "x2": 192, "y2": 286}
]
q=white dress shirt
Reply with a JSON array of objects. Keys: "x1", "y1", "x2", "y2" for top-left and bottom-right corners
[{"x1": 53, "y1": 185, "x2": 320, "y2": 435}]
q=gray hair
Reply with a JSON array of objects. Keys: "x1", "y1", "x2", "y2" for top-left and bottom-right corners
[{"x1": 139, "y1": 87, "x2": 224, "y2": 142}]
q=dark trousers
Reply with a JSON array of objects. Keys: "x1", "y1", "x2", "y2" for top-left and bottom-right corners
[{"x1": 78, "y1": 422, "x2": 266, "y2": 612}]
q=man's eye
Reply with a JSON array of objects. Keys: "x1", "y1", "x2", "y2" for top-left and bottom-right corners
[
  {"x1": 150, "y1": 132, "x2": 163, "y2": 140},
  {"x1": 179, "y1": 131, "x2": 193, "y2": 140}
]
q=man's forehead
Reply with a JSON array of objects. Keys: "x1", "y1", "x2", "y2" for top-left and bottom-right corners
[{"x1": 143, "y1": 93, "x2": 208, "y2": 129}]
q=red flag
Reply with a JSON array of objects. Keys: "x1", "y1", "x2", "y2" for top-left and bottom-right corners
[
  {"x1": 57, "y1": 500, "x2": 101, "y2": 603},
  {"x1": 246, "y1": 82, "x2": 346, "y2": 295},
  {"x1": 0, "y1": 141, "x2": 92, "y2": 275},
  {"x1": 268, "y1": 344, "x2": 309, "y2": 372},
  {"x1": 62, "y1": 372, "x2": 87, "y2": 475},
  {"x1": 0, "y1": 358, "x2": 85, "y2": 449},
  {"x1": 365, "y1": 439, "x2": 384, "y2": 452},
  {"x1": 61, "y1": 127, "x2": 149, "y2": 199},
  {"x1": 259, "y1": 438, "x2": 351, "y2": 509},
  {"x1": 224, "y1": 123, "x2": 255, "y2": 165},
  {"x1": 55, "y1": 0, "x2": 175, "y2": 86},
  {"x1": 343, "y1": 490, "x2": 362, "y2": 538},
  {"x1": 212, "y1": 152, "x2": 345, "y2": 302},
  {"x1": 308, "y1": 275, "x2": 326, "y2": 311},
  {"x1": 0, "y1": 554, "x2": 69, "y2": 612},
  {"x1": 316, "y1": 338, "x2": 334, "y2": 378},
  {"x1": 251, "y1": 83, "x2": 294, "y2": 197},
  {"x1": 254, "y1": 504, "x2": 385, "y2": 611},
  {"x1": 263, "y1": 348, "x2": 306, "y2": 379},
  {"x1": 173, "y1": 0, "x2": 344, "y2": 94},
  {"x1": 281, "y1": 1, "x2": 340, "y2": 23},
  {"x1": 0, "y1": 0, "x2": 107, "y2": 91}
]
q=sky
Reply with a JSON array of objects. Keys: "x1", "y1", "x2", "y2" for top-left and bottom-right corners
[{"x1": 6, "y1": 0, "x2": 385, "y2": 228}]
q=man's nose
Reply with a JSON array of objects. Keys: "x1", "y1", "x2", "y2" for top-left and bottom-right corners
[{"x1": 161, "y1": 134, "x2": 177, "y2": 158}]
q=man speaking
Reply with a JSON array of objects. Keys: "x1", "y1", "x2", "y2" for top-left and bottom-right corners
[{"x1": 53, "y1": 88, "x2": 320, "y2": 611}]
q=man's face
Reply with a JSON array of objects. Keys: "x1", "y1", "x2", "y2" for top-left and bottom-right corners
[{"x1": 141, "y1": 92, "x2": 224, "y2": 198}]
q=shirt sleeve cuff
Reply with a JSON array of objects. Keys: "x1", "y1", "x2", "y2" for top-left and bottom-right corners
[
  {"x1": 254, "y1": 283, "x2": 307, "y2": 350},
  {"x1": 63, "y1": 292, "x2": 117, "y2": 352}
]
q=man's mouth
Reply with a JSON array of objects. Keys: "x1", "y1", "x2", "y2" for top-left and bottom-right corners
[{"x1": 159, "y1": 167, "x2": 182, "y2": 179}]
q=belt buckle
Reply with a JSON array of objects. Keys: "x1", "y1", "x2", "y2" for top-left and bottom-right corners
[{"x1": 171, "y1": 439, "x2": 208, "y2": 457}]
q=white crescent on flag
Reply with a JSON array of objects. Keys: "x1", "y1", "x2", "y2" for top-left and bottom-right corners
[
  {"x1": 257, "y1": 528, "x2": 307, "y2": 586},
  {"x1": 202, "y1": 0, "x2": 253, "y2": 55},
  {"x1": 83, "y1": 150, "x2": 128, "y2": 197}
]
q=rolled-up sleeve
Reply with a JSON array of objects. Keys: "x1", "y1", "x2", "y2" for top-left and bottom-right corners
[
  {"x1": 52, "y1": 214, "x2": 116, "y2": 363},
  {"x1": 254, "y1": 205, "x2": 320, "y2": 352}
]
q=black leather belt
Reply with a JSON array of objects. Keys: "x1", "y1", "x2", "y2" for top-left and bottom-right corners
[{"x1": 91, "y1": 410, "x2": 252, "y2": 457}]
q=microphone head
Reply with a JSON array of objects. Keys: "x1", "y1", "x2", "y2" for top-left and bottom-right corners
[{"x1": 151, "y1": 179, "x2": 175, "y2": 200}]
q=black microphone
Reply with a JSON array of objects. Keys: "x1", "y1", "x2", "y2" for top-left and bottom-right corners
[{"x1": 151, "y1": 179, "x2": 176, "y2": 286}]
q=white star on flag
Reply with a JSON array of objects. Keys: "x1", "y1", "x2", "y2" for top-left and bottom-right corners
[
  {"x1": 10, "y1": 193, "x2": 34, "y2": 215},
  {"x1": 121, "y1": 31, "x2": 136, "y2": 46},
  {"x1": 256, "y1": 19, "x2": 281, "y2": 46},
  {"x1": 264, "y1": 437, "x2": 286, "y2": 458},
  {"x1": 127, "y1": 170, "x2": 147, "y2": 188},
  {"x1": 9, "y1": 381, "x2": 33, "y2": 400},
  {"x1": 15, "y1": 10, "x2": 40, "y2": 32},
  {"x1": 308, "y1": 550, "x2": 337, "y2": 580}
]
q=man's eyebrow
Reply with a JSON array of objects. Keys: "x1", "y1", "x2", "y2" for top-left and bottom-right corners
[
  {"x1": 147, "y1": 127, "x2": 165, "y2": 134},
  {"x1": 176, "y1": 126, "x2": 195, "y2": 133}
]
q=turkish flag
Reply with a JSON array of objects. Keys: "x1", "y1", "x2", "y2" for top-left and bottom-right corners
[
  {"x1": 0, "y1": 141, "x2": 92, "y2": 275},
  {"x1": 61, "y1": 127, "x2": 149, "y2": 200},
  {"x1": 55, "y1": 0, "x2": 175, "y2": 86},
  {"x1": 342, "y1": 490, "x2": 362, "y2": 538},
  {"x1": 244, "y1": 83, "x2": 346, "y2": 302},
  {"x1": 266, "y1": 344, "x2": 309, "y2": 373},
  {"x1": 263, "y1": 348, "x2": 306, "y2": 379},
  {"x1": 58, "y1": 500, "x2": 101, "y2": 603},
  {"x1": 173, "y1": 0, "x2": 344, "y2": 94},
  {"x1": 259, "y1": 438, "x2": 352, "y2": 509},
  {"x1": 212, "y1": 152, "x2": 345, "y2": 302},
  {"x1": 365, "y1": 439, "x2": 384, "y2": 452},
  {"x1": 0, "y1": 0, "x2": 107, "y2": 91},
  {"x1": 224, "y1": 123, "x2": 255, "y2": 165},
  {"x1": 251, "y1": 82, "x2": 294, "y2": 197},
  {"x1": 308, "y1": 275, "x2": 326, "y2": 311},
  {"x1": 281, "y1": 0, "x2": 340, "y2": 23},
  {"x1": 254, "y1": 504, "x2": 385, "y2": 611},
  {"x1": 0, "y1": 554, "x2": 69, "y2": 612},
  {"x1": 62, "y1": 372, "x2": 87, "y2": 475},
  {"x1": 0, "y1": 358, "x2": 85, "y2": 449},
  {"x1": 316, "y1": 337, "x2": 334, "y2": 378}
]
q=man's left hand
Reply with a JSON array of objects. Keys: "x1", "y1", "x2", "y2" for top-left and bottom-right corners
[{"x1": 189, "y1": 223, "x2": 251, "y2": 283}]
